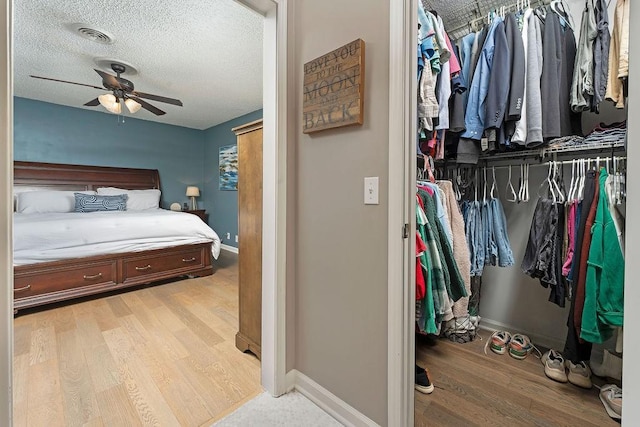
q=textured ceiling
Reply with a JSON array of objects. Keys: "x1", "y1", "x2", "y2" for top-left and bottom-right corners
[{"x1": 14, "y1": 0, "x2": 264, "y2": 130}]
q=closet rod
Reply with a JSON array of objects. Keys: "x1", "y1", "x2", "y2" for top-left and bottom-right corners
[
  {"x1": 476, "y1": 141, "x2": 626, "y2": 162},
  {"x1": 475, "y1": 157, "x2": 627, "y2": 172}
]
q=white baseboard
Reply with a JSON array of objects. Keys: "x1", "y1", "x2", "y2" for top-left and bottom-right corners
[
  {"x1": 289, "y1": 370, "x2": 378, "y2": 426},
  {"x1": 220, "y1": 243, "x2": 239, "y2": 254},
  {"x1": 285, "y1": 370, "x2": 296, "y2": 393}
]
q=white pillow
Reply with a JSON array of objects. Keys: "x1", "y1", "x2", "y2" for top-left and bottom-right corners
[
  {"x1": 97, "y1": 187, "x2": 161, "y2": 210},
  {"x1": 14, "y1": 186, "x2": 57, "y2": 211},
  {"x1": 16, "y1": 190, "x2": 96, "y2": 214}
]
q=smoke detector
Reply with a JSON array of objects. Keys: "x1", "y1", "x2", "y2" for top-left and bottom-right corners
[{"x1": 67, "y1": 23, "x2": 114, "y2": 45}]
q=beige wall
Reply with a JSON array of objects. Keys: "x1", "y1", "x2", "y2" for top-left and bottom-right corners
[{"x1": 291, "y1": 0, "x2": 390, "y2": 424}]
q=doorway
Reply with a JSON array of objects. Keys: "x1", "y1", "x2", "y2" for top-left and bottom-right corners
[{"x1": 0, "y1": 0, "x2": 289, "y2": 424}]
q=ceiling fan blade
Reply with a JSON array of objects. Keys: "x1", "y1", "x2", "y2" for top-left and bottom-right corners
[
  {"x1": 131, "y1": 91, "x2": 183, "y2": 106},
  {"x1": 84, "y1": 98, "x2": 100, "y2": 107},
  {"x1": 94, "y1": 69, "x2": 122, "y2": 89},
  {"x1": 128, "y1": 96, "x2": 166, "y2": 116},
  {"x1": 30, "y1": 75, "x2": 104, "y2": 90}
]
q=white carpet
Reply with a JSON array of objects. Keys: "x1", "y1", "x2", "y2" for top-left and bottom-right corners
[{"x1": 212, "y1": 391, "x2": 343, "y2": 426}]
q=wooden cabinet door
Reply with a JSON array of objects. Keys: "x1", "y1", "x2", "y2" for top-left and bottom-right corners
[{"x1": 235, "y1": 120, "x2": 263, "y2": 358}]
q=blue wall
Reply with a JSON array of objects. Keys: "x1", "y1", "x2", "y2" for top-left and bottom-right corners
[
  {"x1": 203, "y1": 109, "x2": 263, "y2": 248},
  {"x1": 14, "y1": 97, "x2": 205, "y2": 210},
  {"x1": 14, "y1": 98, "x2": 261, "y2": 248}
]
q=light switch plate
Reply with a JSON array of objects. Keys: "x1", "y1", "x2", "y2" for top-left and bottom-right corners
[{"x1": 364, "y1": 177, "x2": 379, "y2": 205}]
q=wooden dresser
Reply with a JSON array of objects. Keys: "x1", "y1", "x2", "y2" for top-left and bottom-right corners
[{"x1": 232, "y1": 119, "x2": 263, "y2": 359}]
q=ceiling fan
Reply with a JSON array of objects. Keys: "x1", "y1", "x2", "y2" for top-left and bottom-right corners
[{"x1": 30, "y1": 63, "x2": 183, "y2": 116}]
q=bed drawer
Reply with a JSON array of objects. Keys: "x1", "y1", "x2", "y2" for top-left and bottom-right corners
[
  {"x1": 14, "y1": 261, "x2": 118, "y2": 299},
  {"x1": 122, "y1": 248, "x2": 205, "y2": 282}
]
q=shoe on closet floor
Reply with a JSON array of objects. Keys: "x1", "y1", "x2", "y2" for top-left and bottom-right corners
[
  {"x1": 484, "y1": 331, "x2": 511, "y2": 355},
  {"x1": 541, "y1": 350, "x2": 568, "y2": 383},
  {"x1": 508, "y1": 334, "x2": 541, "y2": 360},
  {"x1": 415, "y1": 365, "x2": 434, "y2": 394},
  {"x1": 565, "y1": 360, "x2": 592, "y2": 389},
  {"x1": 599, "y1": 384, "x2": 622, "y2": 420}
]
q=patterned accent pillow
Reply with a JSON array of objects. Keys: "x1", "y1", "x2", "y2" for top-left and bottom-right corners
[{"x1": 74, "y1": 193, "x2": 128, "y2": 212}]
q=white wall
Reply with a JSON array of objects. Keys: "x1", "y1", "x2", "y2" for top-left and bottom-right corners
[
  {"x1": 0, "y1": 0, "x2": 11, "y2": 425},
  {"x1": 292, "y1": 0, "x2": 390, "y2": 424},
  {"x1": 623, "y1": 0, "x2": 638, "y2": 423}
]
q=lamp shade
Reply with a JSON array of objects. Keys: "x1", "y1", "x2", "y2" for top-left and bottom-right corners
[
  {"x1": 125, "y1": 98, "x2": 142, "y2": 113},
  {"x1": 98, "y1": 93, "x2": 121, "y2": 114},
  {"x1": 186, "y1": 186, "x2": 200, "y2": 197}
]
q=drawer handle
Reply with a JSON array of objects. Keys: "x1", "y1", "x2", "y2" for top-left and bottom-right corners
[
  {"x1": 135, "y1": 264, "x2": 152, "y2": 271},
  {"x1": 83, "y1": 273, "x2": 103, "y2": 280},
  {"x1": 14, "y1": 284, "x2": 31, "y2": 292},
  {"x1": 182, "y1": 257, "x2": 196, "y2": 263}
]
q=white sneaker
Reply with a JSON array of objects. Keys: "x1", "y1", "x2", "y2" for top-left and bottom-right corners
[
  {"x1": 565, "y1": 360, "x2": 592, "y2": 389},
  {"x1": 542, "y1": 350, "x2": 568, "y2": 383},
  {"x1": 599, "y1": 384, "x2": 622, "y2": 420}
]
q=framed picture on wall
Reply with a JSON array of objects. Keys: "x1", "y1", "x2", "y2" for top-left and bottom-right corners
[{"x1": 219, "y1": 144, "x2": 238, "y2": 191}]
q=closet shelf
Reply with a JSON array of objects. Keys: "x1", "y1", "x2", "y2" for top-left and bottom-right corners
[{"x1": 478, "y1": 141, "x2": 626, "y2": 163}]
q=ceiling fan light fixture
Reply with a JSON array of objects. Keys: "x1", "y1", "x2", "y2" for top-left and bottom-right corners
[
  {"x1": 125, "y1": 98, "x2": 142, "y2": 113},
  {"x1": 98, "y1": 93, "x2": 121, "y2": 114}
]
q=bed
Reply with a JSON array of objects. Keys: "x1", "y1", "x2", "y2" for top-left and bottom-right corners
[{"x1": 13, "y1": 161, "x2": 220, "y2": 312}]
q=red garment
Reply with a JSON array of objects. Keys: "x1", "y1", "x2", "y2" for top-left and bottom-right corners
[
  {"x1": 574, "y1": 171, "x2": 600, "y2": 338},
  {"x1": 417, "y1": 185, "x2": 434, "y2": 195},
  {"x1": 416, "y1": 232, "x2": 427, "y2": 300}
]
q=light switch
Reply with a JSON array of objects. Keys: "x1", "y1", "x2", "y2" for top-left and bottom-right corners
[{"x1": 364, "y1": 177, "x2": 379, "y2": 205}]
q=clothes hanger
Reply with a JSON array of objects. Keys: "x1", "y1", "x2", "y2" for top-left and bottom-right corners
[
  {"x1": 552, "y1": 161, "x2": 565, "y2": 203},
  {"x1": 567, "y1": 159, "x2": 576, "y2": 202},
  {"x1": 524, "y1": 163, "x2": 530, "y2": 202},
  {"x1": 483, "y1": 166, "x2": 488, "y2": 203},
  {"x1": 518, "y1": 164, "x2": 525, "y2": 203},
  {"x1": 506, "y1": 165, "x2": 517, "y2": 202},
  {"x1": 539, "y1": 161, "x2": 556, "y2": 202},
  {"x1": 577, "y1": 159, "x2": 586, "y2": 200},
  {"x1": 490, "y1": 166, "x2": 498, "y2": 199}
]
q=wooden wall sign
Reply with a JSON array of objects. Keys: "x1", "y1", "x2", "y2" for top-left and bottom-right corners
[{"x1": 303, "y1": 39, "x2": 365, "y2": 134}]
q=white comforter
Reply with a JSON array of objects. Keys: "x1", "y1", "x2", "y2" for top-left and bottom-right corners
[{"x1": 13, "y1": 209, "x2": 221, "y2": 266}]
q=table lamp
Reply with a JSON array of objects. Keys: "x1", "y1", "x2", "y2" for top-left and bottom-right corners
[{"x1": 186, "y1": 186, "x2": 200, "y2": 210}]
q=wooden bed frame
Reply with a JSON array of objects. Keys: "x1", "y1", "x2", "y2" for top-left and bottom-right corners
[{"x1": 13, "y1": 161, "x2": 214, "y2": 312}]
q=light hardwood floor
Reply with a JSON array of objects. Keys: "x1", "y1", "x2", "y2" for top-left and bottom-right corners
[
  {"x1": 415, "y1": 333, "x2": 620, "y2": 426},
  {"x1": 13, "y1": 251, "x2": 262, "y2": 427}
]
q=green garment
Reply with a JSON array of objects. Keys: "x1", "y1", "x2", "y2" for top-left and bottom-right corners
[
  {"x1": 419, "y1": 190, "x2": 468, "y2": 302},
  {"x1": 581, "y1": 168, "x2": 625, "y2": 343},
  {"x1": 416, "y1": 201, "x2": 437, "y2": 335}
]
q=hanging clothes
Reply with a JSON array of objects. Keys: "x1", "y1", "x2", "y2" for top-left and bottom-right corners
[
  {"x1": 605, "y1": 0, "x2": 629, "y2": 108},
  {"x1": 592, "y1": 0, "x2": 611, "y2": 112},
  {"x1": 438, "y1": 181, "x2": 471, "y2": 318},
  {"x1": 570, "y1": 0, "x2": 597, "y2": 112},
  {"x1": 581, "y1": 168, "x2": 625, "y2": 343},
  {"x1": 541, "y1": 6, "x2": 580, "y2": 141}
]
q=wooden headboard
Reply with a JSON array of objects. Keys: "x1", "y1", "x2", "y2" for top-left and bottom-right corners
[{"x1": 14, "y1": 161, "x2": 161, "y2": 191}]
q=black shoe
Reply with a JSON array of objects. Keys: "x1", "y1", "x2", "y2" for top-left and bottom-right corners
[{"x1": 415, "y1": 365, "x2": 434, "y2": 394}]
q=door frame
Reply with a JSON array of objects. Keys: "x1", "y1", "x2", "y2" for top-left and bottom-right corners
[
  {"x1": 0, "y1": 1, "x2": 290, "y2": 424},
  {"x1": 246, "y1": 0, "x2": 290, "y2": 397},
  {"x1": 0, "y1": 0, "x2": 12, "y2": 424},
  {"x1": 388, "y1": 0, "x2": 417, "y2": 426}
]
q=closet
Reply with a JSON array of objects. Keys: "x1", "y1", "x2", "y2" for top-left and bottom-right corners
[
  {"x1": 413, "y1": 0, "x2": 627, "y2": 424},
  {"x1": 233, "y1": 119, "x2": 263, "y2": 359}
]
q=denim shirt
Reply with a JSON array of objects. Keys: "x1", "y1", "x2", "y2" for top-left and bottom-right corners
[
  {"x1": 460, "y1": 33, "x2": 476, "y2": 110},
  {"x1": 462, "y1": 18, "x2": 502, "y2": 140}
]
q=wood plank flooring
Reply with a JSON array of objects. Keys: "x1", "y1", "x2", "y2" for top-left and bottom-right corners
[
  {"x1": 13, "y1": 251, "x2": 262, "y2": 427},
  {"x1": 415, "y1": 333, "x2": 620, "y2": 426}
]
